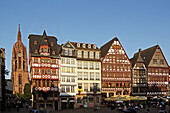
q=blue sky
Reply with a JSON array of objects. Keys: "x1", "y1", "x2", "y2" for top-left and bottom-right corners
[{"x1": 0, "y1": 0, "x2": 170, "y2": 78}]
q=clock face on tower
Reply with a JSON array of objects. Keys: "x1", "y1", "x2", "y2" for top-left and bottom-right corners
[{"x1": 18, "y1": 53, "x2": 22, "y2": 57}]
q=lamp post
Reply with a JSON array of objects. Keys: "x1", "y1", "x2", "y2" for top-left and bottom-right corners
[{"x1": 93, "y1": 85, "x2": 97, "y2": 108}]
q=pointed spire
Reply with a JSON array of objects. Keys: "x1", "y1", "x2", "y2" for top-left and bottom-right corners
[
  {"x1": 43, "y1": 26, "x2": 47, "y2": 37},
  {"x1": 17, "y1": 24, "x2": 21, "y2": 42}
]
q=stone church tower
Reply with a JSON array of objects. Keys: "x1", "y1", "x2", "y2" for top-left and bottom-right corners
[{"x1": 11, "y1": 24, "x2": 29, "y2": 94}]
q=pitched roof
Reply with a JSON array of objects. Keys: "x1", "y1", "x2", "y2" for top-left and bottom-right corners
[
  {"x1": 100, "y1": 37, "x2": 118, "y2": 57},
  {"x1": 130, "y1": 49, "x2": 144, "y2": 67},
  {"x1": 28, "y1": 31, "x2": 60, "y2": 58},
  {"x1": 131, "y1": 45, "x2": 159, "y2": 67}
]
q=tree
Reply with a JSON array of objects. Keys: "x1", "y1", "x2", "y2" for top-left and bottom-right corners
[{"x1": 23, "y1": 83, "x2": 31, "y2": 101}]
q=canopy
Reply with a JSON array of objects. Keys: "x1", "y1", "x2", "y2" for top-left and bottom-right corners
[{"x1": 115, "y1": 100, "x2": 123, "y2": 103}]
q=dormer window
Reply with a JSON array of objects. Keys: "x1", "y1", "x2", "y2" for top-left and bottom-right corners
[
  {"x1": 67, "y1": 44, "x2": 70, "y2": 47},
  {"x1": 52, "y1": 51, "x2": 55, "y2": 55},
  {"x1": 88, "y1": 44, "x2": 91, "y2": 49},
  {"x1": 77, "y1": 43, "x2": 80, "y2": 47},
  {"x1": 34, "y1": 50, "x2": 38, "y2": 54},
  {"x1": 83, "y1": 44, "x2": 86, "y2": 48},
  {"x1": 51, "y1": 42, "x2": 54, "y2": 46},
  {"x1": 34, "y1": 41, "x2": 37, "y2": 45},
  {"x1": 45, "y1": 48, "x2": 47, "y2": 52},
  {"x1": 44, "y1": 39, "x2": 47, "y2": 42},
  {"x1": 93, "y1": 44, "x2": 96, "y2": 49}
]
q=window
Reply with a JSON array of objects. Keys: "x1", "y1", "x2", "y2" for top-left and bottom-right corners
[
  {"x1": 77, "y1": 97, "x2": 82, "y2": 104},
  {"x1": 83, "y1": 44, "x2": 86, "y2": 48},
  {"x1": 78, "y1": 72, "x2": 82, "y2": 80},
  {"x1": 78, "y1": 51, "x2": 82, "y2": 58},
  {"x1": 71, "y1": 67, "x2": 75, "y2": 73},
  {"x1": 66, "y1": 59, "x2": 70, "y2": 64},
  {"x1": 43, "y1": 80, "x2": 45, "y2": 87},
  {"x1": 65, "y1": 49, "x2": 68, "y2": 55},
  {"x1": 52, "y1": 51, "x2": 55, "y2": 55},
  {"x1": 95, "y1": 52, "x2": 99, "y2": 59},
  {"x1": 38, "y1": 80, "x2": 41, "y2": 87},
  {"x1": 71, "y1": 77, "x2": 75, "y2": 82},
  {"x1": 19, "y1": 57, "x2": 21, "y2": 69},
  {"x1": 66, "y1": 77, "x2": 70, "y2": 82},
  {"x1": 45, "y1": 48, "x2": 47, "y2": 52},
  {"x1": 34, "y1": 50, "x2": 38, "y2": 54},
  {"x1": 71, "y1": 86, "x2": 75, "y2": 92},
  {"x1": 66, "y1": 86, "x2": 70, "y2": 92},
  {"x1": 52, "y1": 59, "x2": 56, "y2": 64},
  {"x1": 153, "y1": 59, "x2": 157, "y2": 64},
  {"x1": 62, "y1": 76, "x2": 65, "y2": 82},
  {"x1": 78, "y1": 83, "x2": 82, "y2": 89},
  {"x1": 52, "y1": 69, "x2": 56, "y2": 75},
  {"x1": 78, "y1": 61, "x2": 82, "y2": 69},
  {"x1": 69, "y1": 50, "x2": 72, "y2": 56},
  {"x1": 90, "y1": 62, "x2": 94, "y2": 69},
  {"x1": 84, "y1": 62, "x2": 88, "y2": 69},
  {"x1": 90, "y1": 72, "x2": 94, "y2": 80},
  {"x1": 84, "y1": 83, "x2": 88, "y2": 92},
  {"x1": 34, "y1": 41, "x2": 37, "y2": 45},
  {"x1": 41, "y1": 48, "x2": 43, "y2": 52},
  {"x1": 48, "y1": 70, "x2": 50, "y2": 74},
  {"x1": 61, "y1": 86, "x2": 65, "y2": 92},
  {"x1": 84, "y1": 72, "x2": 88, "y2": 80},
  {"x1": 95, "y1": 63, "x2": 99, "y2": 69},
  {"x1": 35, "y1": 80, "x2": 37, "y2": 87},
  {"x1": 51, "y1": 42, "x2": 54, "y2": 46},
  {"x1": 84, "y1": 51, "x2": 88, "y2": 58},
  {"x1": 77, "y1": 43, "x2": 80, "y2": 47},
  {"x1": 93, "y1": 44, "x2": 96, "y2": 49},
  {"x1": 89, "y1": 52, "x2": 94, "y2": 58},
  {"x1": 160, "y1": 59, "x2": 164, "y2": 65},
  {"x1": 71, "y1": 59, "x2": 75, "y2": 64},
  {"x1": 47, "y1": 80, "x2": 50, "y2": 87},
  {"x1": 89, "y1": 97, "x2": 93, "y2": 103},
  {"x1": 88, "y1": 44, "x2": 91, "y2": 48},
  {"x1": 34, "y1": 58, "x2": 38, "y2": 63},
  {"x1": 96, "y1": 73, "x2": 100, "y2": 80}
]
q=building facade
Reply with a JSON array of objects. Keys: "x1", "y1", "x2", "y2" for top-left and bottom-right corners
[
  {"x1": 130, "y1": 49, "x2": 148, "y2": 96},
  {"x1": 132, "y1": 45, "x2": 169, "y2": 96},
  {"x1": 70, "y1": 42, "x2": 101, "y2": 108},
  {"x1": 60, "y1": 41, "x2": 77, "y2": 109},
  {"x1": 11, "y1": 25, "x2": 29, "y2": 94},
  {"x1": 0, "y1": 48, "x2": 5, "y2": 111},
  {"x1": 100, "y1": 37, "x2": 131, "y2": 97},
  {"x1": 28, "y1": 30, "x2": 61, "y2": 110}
]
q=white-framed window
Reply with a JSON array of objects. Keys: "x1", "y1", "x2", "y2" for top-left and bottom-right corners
[
  {"x1": 88, "y1": 44, "x2": 91, "y2": 48},
  {"x1": 66, "y1": 86, "x2": 70, "y2": 92},
  {"x1": 95, "y1": 62, "x2": 99, "y2": 70},
  {"x1": 66, "y1": 59, "x2": 70, "y2": 64},
  {"x1": 90, "y1": 72, "x2": 94, "y2": 80},
  {"x1": 90, "y1": 62, "x2": 94, "y2": 69},
  {"x1": 83, "y1": 44, "x2": 86, "y2": 48},
  {"x1": 96, "y1": 72, "x2": 100, "y2": 80},
  {"x1": 71, "y1": 77, "x2": 75, "y2": 82},
  {"x1": 84, "y1": 83, "x2": 88, "y2": 92},
  {"x1": 77, "y1": 43, "x2": 80, "y2": 47},
  {"x1": 78, "y1": 51, "x2": 82, "y2": 58},
  {"x1": 69, "y1": 49, "x2": 72, "y2": 56},
  {"x1": 71, "y1": 59, "x2": 75, "y2": 64},
  {"x1": 95, "y1": 52, "x2": 99, "y2": 59},
  {"x1": 67, "y1": 77, "x2": 70, "y2": 82},
  {"x1": 65, "y1": 49, "x2": 68, "y2": 55},
  {"x1": 84, "y1": 62, "x2": 88, "y2": 69},
  {"x1": 78, "y1": 83, "x2": 82, "y2": 89},
  {"x1": 89, "y1": 52, "x2": 94, "y2": 58},
  {"x1": 93, "y1": 44, "x2": 96, "y2": 49},
  {"x1": 61, "y1": 86, "x2": 65, "y2": 92},
  {"x1": 84, "y1": 51, "x2": 88, "y2": 58},
  {"x1": 84, "y1": 72, "x2": 88, "y2": 80},
  {"x1": 62, "y1": 76, "x2": 65, "y2": 82},
  {"x1": 78, "y1": 61, "x2": 82, "y2": 69},
  {"x1": 71, "y1": 86, "x2": 75, "y2": 92},
  {"x1": 78, "y1": 72, "x2": 82, "y2": 80}
]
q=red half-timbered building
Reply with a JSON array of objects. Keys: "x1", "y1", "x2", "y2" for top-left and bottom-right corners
[
  {"x1": 100, "y1": 36, "x2": 131, "y2": 97},
  {"x1": 132, "y1": 45, "x2": 169, "y2": 96},
  {"x1": 28, "y1": 30, "x2": 61, "y2": 110}
]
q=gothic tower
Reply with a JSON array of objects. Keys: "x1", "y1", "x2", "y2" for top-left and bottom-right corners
[{"x1": 11, "y1": 24, "x2": 29, "y2": 94}]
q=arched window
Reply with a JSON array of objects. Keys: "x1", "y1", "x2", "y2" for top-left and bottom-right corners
[{"x1": 19, "y1": 57, "x2": 21, "y2": 69}]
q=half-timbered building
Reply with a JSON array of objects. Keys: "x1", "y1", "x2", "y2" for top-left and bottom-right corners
[
  {"x1": 100, "y1": 36, "x2": 131, "y2": 97},
  {"x1": 28, "y1": 30, "x2": 61, "y2": 110},
  {"x1": 130, "y1": 49, "x2": 147, "y2": 96},
  {"x1": 132, "y1": 45, "x2": 169, "y2": 96}
]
